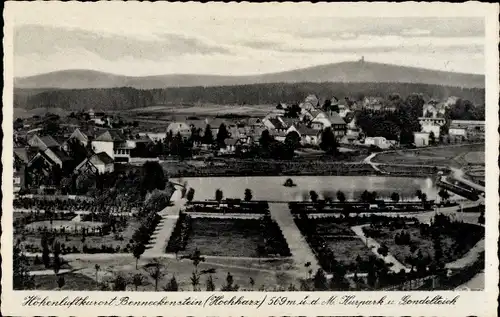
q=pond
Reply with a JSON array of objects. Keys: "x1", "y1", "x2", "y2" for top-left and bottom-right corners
[{"x1": 172, "y1": 176, "x2": 441, "y2": 202}]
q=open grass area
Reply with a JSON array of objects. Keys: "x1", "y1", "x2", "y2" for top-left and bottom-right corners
[
  {"x1": 32, "y1": 273, "x2": 100, "y2": 291},
  {"x1": 375, "y1": 224, "x2": 484, "y2": 267},
  {"x1": 373, "y1": 144, "x2": 484, "y2": 168},
  {"x1": 324, "y1": 237, "x2": 372, "y2": 266},
  {"x1": 181, "y1": 217, "x2": 289, "y2": 258}
]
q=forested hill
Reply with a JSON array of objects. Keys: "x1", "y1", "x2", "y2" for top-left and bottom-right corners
[
  {"x1": 15, "y1": 61, "x2": 484, "y2": 90},
  {"x1": 14, "y1": 82, "x2": 485, "y2": 112}
]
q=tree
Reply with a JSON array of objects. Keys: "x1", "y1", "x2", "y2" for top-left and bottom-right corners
[
  {"x1": 313, "y1": 268, "x2": 328, "y2": 291},
  {"x1": 53, "y1": 241, "x2": 62, "y2": 275},
  {"x1": 259, "y1": 130, "x2": 273, "y2": 150},
  {"x1": 429, "y1": 131, "x2": 436, "y2": 145},
  {"x1": 309, "y1": 190, "x2": 318, "y2": 203},
  {"x1": 216, "y1": 123, "x2": 229, "y2": 149},
  {"x1": 186, "y1": 188, "x2": 195, "y2": 202},
  {"x1": 132, "y1": 273, "x2": 145, "y2": 291},
  {"x1": 284, "y1": 131, "x2": 301, "y2": 157},
  {"x1": 415, "y1": 190, "x2": 423, "y2": 200},
  {"x1": 221, "y1": 272, "x2": 239, "y2": 291},
  {"x1": 319, "y1": 127, "x2": 337, "y2": 154},
  {"x1": 13, "y1": 243, "x2": 35, "y2": 290},
  {"x1": 57, "y1": 275, "x2": 65, "y2": 289},
  {"x1": 284, "y1": 103, "x2": 301, "y2": 118},
  {"x1": 249, "y1": 277, "x2": 255, "y2": 290},
  {"x1": 478, "y1": 210, "x2": 485, "y2": 224},
  {"x1": 190, "y1": 271, "x2": 201, "y2": 291},
  {"x1": 215, "y1": 189, "x2": 223, "y2": 204},
  {"x1": 140, "y1": 161, "x2": 167, "y2": 196},
  {"x1": 391, "y1": 192, "x2": 400, "y2": 203},
  {"x1": 244, "y1": 188, "x2": 253, "y2": 202},
  {"x1": 336, "y1": 190, "x2": 346, "y2": 203},
  {"x1": 206, "y1": 275, "x2": 216, "y2": 291},
  {"x1": 94, "y1": 264, "x2": 100, "y2": 284},
  {"x1": 164, "y1": 275, "x2": 179, "y2": 291},
  {"x1": 203, "y1": 124, "x2": 214, "y2": 145},
  {"x1": 132, "y1": 243, "x2": 146, "y2": 269},
  {"x1": 144, "y1": 259, "x2": 165, "y2": 291},
  {"x1": 41, "y1": 235, "x2": 50, "y2": 268},
  {"x1": 112, "y1": 274, "x2": 127, "y2": 291},
  {"x1": 360, "y1": 190, "x2": 371, "y2": 203},
  {"x1": 438, "y1": 189, "x2": 450, "y2": 204}
]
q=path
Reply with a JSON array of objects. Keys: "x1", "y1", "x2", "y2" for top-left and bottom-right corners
[
  {"x1": 145, "y1": 187, "x2": 185, "y2": 256},
  {"x1": 445, "y1": 239, "x2": 485, "y2": 270},
  {"x1": 268, "y1": 203, "x2": 320, "y2": 275},
  {"x1": 28, "y1": 269, "x2": 76, "y2": 276},
  {"x1": 351, "y1": 225, "x2": 409, "y2": 273},
  {"x1": 450, "y1": 167, "x2": 485, "y2": 192}
]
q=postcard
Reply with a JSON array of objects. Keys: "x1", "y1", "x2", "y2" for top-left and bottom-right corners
[{"x1": 2, "y1": 2, "x2": 499, "y2": 316}]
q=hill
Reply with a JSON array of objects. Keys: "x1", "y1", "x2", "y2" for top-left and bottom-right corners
[
  {"x1": 14, "y1": 61, "x2": 484, "y2": 90},
  {"x1": 14, "y1": 82, "x2": 485, "y2": 113}
]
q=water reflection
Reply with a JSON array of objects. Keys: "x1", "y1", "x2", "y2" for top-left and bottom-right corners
[{"x1": 172, "y1": 176, "x2": 439, "y2": 202}]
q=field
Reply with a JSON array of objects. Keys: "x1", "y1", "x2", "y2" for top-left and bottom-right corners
[
  {"x1": 32, "y1": 273, "x2": 100, "y2": 291},
  {"x1": 373, "y1": 144, "x2": 485, "y2": 168},
  {"x1": 127, "y1": 104, "x2": 274, "y2": 118},
  {"x1": 181, "y1": 217, "x2": 288, "y2": 258}
]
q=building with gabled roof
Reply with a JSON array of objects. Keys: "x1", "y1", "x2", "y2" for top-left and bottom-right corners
[
  {"x1": 91, "y1": 129, "x2": 132, "y2": 162},
  {"x1": 75, "y1": 152, "x2": 114, "y2": 175},
  {"x1": 28, "y1": 135, "x2": 60, "y2": 151}
]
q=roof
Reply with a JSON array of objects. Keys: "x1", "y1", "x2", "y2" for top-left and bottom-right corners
[
  {"x1": 326, "y1": 111, "x2": 346, "y2": 125},
  {"x1": 270, "y1": 130, "x2": 287, "y2": 138},
  {"x1": 29, "y1": 150, "x2": 57, "y2": 167},
  {"x1": 46, "y1": 147, "x2": 72, "y2": 162},
  {"x1": 93, "y1": 152, "x2": 114, "y2": 165},
  {"x1": 39, "y1": 135, "x2": 60, "y2": 148},
  {"x1": 296, "y1": 126, "x2": 318, "y2": 136},
  {"x1": 68, "y1": 128, "x2": 89, "y2": 143},
  {"x1": 247, "y1": 118, "x2": 263, "y2": 126},
  {"x1": 95, "y1": 129, "x2": 125, "y2": 142},
  {"x1": 224, "y1": 138, "x2": 239, "y2": 146},
  {"x1": 14, "y1": 147, "x2": 38, "y2": 163},
  {"x1": 280, "y1": 117, "x2": 297, "y2": 127},
  {"x1": 269, "y1": 118, "x2": 286, "y2": 130}
]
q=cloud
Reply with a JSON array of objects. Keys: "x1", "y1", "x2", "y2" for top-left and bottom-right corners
[
  {"x1": 14, "y1": 24, "x2": 232, "y2": 61},
  {"x1": 401, "y1": 28, "x2": 432, "y2": 36}
]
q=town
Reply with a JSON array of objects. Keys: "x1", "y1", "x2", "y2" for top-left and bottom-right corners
[{"x1": 13, "y1": 90, "x2": 486, "y2": 292}]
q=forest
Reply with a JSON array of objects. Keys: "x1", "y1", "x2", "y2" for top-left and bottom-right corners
[{"x1": 14, "y1": 82, "x2": 485, "y2": 112}]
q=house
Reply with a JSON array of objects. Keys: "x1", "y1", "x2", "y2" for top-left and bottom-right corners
[
  {"x1": 448, "y1": 120, "x2": 485, "y2": 141},
  {"x1": 345, "y1": 113, "x2": 361, "y2": 138},
  {"x1": 63, "y1": 128, "x2": 89, "y2": 151},
  {"x1": 419, "y1": 101, "x2": 447, "y2": 137},
  {"x1": 363, "y1": 97, "x2": 385, "y2": 111},
  {"x1": 75, "y1": 152, "x2": 115, "y2": 175},
  {"x1": 28, "y1": 135, "x2": 60, "y2": 151},
  {"x1": 91, "y1": 129, "x2": 133, "y2": 163},
  {"x1": 26, "y1": 151, "x2": 60, "y2": 187},
  {"x1": 263, "y1": 117, "x2": 286, "y2": 131},
  {"x1": 295, "y1": 125, "x2": 320, "y2": 145},
  {"x1": 219, "y1": 138, "x2": 239, "y2": 155},
  {"x1": 279, "y1": 117, "x2": 298, "y2": 128},
  {"x1": 270, "y1": 130, "x2": 287, "y2": 143},
  {"x1": 167, "y1": 122, "x2": 191, "y2": 138},
  {"x1": 363, "y1": 137, "x2": 396, "y2": 150},
  {"x1": 43, "y1": 147, "x2": 73, "y2": 171},
  {"x1": 13, "y1": 147, "x2": 36, "y2": 192},
  {"x1": 413, "y1": 132, "x2": 430, "y2": 147},
  {"x1": 311, "y1": 111, "x2": 347, "y2": 137}
]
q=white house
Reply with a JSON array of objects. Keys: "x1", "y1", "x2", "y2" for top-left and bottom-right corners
[
  {"x1": 413, "y1": 132, "x2": 430, "y2": 147},
  {"x1": 167, "y1": 122, "x2": 191, "y2": 138},
  {"x1": 91, "y1": 129, "x2": 133, "y2": 163},
  {"x1": 364, "y1": 137, "x2": 396, "y2": 150}
]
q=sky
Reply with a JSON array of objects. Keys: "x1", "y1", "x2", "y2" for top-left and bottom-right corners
[{"x1": 9, "y1": 3, "x2": 486, "y2": 77}]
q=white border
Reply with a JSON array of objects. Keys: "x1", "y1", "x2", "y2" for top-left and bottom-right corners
[{"x1": 2, "y1": 2, "x2": 499, "y2": 316}]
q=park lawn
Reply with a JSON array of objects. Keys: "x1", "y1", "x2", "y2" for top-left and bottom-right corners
[
  {"x1": 373, "y1": 144, "x2": 485, "y2": 167},
  {"x1": 25, "y1": 256, "x2": 72, "y2": 271},
  {"x1": 375, "y1": 225, "x2": 481, "y2": 267},
  {"x1": 183, "y1": 218, "x2": 264, "y2": 257},
  {"x1": 74, "y1": 256, "x2": 297, "y2": 292},
  {"x1": 33, "y1": 273, "x2": 100, "y2": 290},
  {"x1": 324, "y1": 237, "x2": 373, "y2": 267}
]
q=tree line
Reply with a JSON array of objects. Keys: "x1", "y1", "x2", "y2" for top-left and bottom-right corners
[{"x1": 15, "y1": 82, "x2": 485, "y2": 111}]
